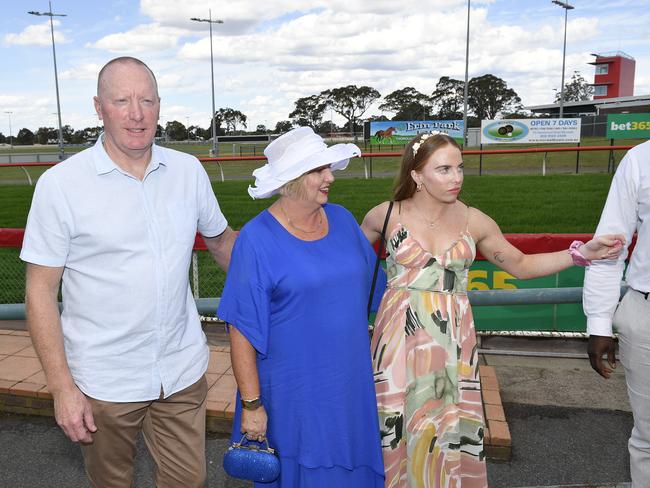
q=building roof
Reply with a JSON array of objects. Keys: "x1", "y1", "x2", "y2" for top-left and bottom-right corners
[{"x1": 525, "y1": 93, "x2": 650, "y2": 115}]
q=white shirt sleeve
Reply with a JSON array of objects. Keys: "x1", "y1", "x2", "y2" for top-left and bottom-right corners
[
  {"x1": 19, "y1": 171, "x2": 74, "y2": 267},
  {"x1": 196, "y1": 162, "x2": 228, "y2": 238},
  {"x1": 583, "y1": 152, "x2": 640, "y2": 337}
]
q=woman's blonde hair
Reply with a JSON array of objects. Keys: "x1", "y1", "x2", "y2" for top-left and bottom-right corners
[{"x1": 393, "y1": 133, "x2": 461, "y2": 201}]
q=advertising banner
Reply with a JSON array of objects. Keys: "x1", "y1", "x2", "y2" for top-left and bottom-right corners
[
  {"x1": 369, "y1": 120, "x2": 464, "y2": 146},
  {"x1": 481, "y1": 118, "x2": 581, "y2": 144},
  {"x1": 606, "y1": 113, "x2": 650, "y2": 139}
]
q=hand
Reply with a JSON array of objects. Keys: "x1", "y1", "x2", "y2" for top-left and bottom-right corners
[
  {"x1": 52, "y1": 386, "x2": 97, "y2": 444},
  {"x1": 581, "y1": 234, "x2": 625, "y2": 261},
  {"x1": 587, "y1": 335, "x2": 617, "y2": 379},
  {"x1": 241, "y1": 405, "x2": 267, "y2": 442}
]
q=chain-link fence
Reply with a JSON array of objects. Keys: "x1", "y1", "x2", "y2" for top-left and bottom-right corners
[{"x1": 0, "y1": 248, "x2": 226, "y2": 305}]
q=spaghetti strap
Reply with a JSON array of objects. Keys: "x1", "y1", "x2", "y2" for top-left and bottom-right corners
[
  {"x1": 397, "y1": 201, "x2": 403, "y2": 226},
  {"x1": 464, "y1": 205, "x2": 471, "y2": 233}
]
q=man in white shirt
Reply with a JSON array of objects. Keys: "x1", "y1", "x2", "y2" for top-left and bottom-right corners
[
  {"x1": 584, "y1": 139, "x2": 650, "y2": 486},
  {"x1": 21, "y1": 56, "x2": 237, "y2": 487}
]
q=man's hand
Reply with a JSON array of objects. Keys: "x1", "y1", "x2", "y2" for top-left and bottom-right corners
[
  {"x1": 241, "y1": 406, "x2": 267, "y2": 442},
  {"x1": 53, "y1": 386, "x2": 97, "y2": 444},
  {"x1": 587, "y1": 334, "x2": 617, "y2": 379}
]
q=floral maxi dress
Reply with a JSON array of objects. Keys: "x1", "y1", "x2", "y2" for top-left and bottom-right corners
[{"x1": 371, "y1": 215, "x2": 488, "y2": 488}]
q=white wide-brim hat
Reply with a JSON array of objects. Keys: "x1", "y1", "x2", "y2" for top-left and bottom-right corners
[{"x1": 248, "y1": 126, "x2": 361, "y2": 199}]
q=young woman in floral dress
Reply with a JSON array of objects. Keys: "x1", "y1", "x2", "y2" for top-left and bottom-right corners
[{"x1": 362, "y1": 132, "x2": 624, "y2": 487}]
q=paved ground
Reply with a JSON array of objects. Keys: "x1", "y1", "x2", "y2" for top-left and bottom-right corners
[{"x1": 0, "y1": 326, "x2": 635, "y2": 487}]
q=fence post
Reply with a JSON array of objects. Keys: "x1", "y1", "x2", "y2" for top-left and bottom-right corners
[
  {"x1": 363, "y1": 158, "x2": 369, "y2": 179},
  {"x1": 192, "y1": 251, "x2": 199, "y2": 299},
  {"x1": 542, "y1": 152, "x2": 547, "y2": 176},
  {"x1": 608, "y1": 138, "x2": 615, "y2": 174},
  {"x1": 575, "y1": 141, "x2": 581, "y2": 174},
  {"x1": 479, "y1": 143, "x2": 483, "y2": 176}
]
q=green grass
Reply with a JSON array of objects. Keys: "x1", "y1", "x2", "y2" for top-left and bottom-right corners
[
  {"x1": 0, "y1": 174, "x2": 611, "y2": 303},
  {"x1": 0, "y1": 173, "x2": 616, "y2": 303}
]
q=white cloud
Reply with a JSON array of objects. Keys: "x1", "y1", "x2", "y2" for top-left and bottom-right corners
[
  {"x1": 3, "y1": 20, "x2": 69, "y2": 47},
  {"x1": 60, "y1": 63, "x2": 104, "y2": 81},
  {"x1": 87, "y1": 23, "x2": 187, "y2": 53}
]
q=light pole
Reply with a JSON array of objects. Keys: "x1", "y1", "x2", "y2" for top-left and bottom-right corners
[
  {"x1": 191, "y1": 10, "x2": 223, "y2": 157},
  {"x1": 4, "y1": 112, "x2": 13, "y2": 149},
  {"x1": 28, "y1": 1, "x2": 66, "y2": 160},
  {"x1": 462, "y1": 0, "x2": 471, "y2": 147},
  {"x1": 552, "y1": 0, "x2": 574, "y2": 118}
]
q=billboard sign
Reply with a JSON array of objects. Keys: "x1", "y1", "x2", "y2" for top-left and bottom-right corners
[
  {"x1": 368, "y1": 120, "x2": 464, "y2": 146},
  {"x1": 481, "y1": 118, "x2": 581, "y2": 144},
  {"x1": 606, "y1": 113, "x2": 650, "y2": 139}
]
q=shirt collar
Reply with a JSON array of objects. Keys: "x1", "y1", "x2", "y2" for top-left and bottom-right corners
[{"x1": 93, "y1": 133, "x2": 167, "y2": 176}]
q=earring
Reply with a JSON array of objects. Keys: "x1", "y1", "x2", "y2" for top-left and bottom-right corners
[{"x1": 416, "y1": 183, "x2": 422, "y2": 192}]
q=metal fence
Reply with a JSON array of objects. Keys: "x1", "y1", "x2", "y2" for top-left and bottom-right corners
[{"x1": 0, "y1": 248, "x2": 227, "y2": 304}]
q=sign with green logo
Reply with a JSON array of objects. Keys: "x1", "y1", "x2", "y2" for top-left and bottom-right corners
[
  {"x1": 606, "y1": 113, "x2": 650, "y2": 139},
  {"x1": 481, "y1": 118, "x2": 580, "y2": 144}
]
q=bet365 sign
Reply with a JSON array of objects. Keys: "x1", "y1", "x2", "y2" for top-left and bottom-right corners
[{"x1": 606, "y1": 114, "x2": 650, "y2": 139}]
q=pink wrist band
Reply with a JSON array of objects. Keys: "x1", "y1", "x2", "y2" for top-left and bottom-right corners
[{"x1": 568, "y1": 240, "x2": 591, "y2": 267}]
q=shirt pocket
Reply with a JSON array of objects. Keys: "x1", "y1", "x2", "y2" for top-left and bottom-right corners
[{"x1": 167, "y1": 203, "x2": 198, "y2": 246}]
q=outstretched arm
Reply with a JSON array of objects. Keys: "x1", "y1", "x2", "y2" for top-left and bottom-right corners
[
  {"x1": 474, "y1": 210, "x2": 624, "y2": 280},
  {"x1": 26, "y1": 263, "x2": 97, "y2": 443}
]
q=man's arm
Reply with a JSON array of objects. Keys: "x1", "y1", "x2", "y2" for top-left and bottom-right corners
[
  {"x1": 25, "y1": 263, "x2": 96, "y2": 443},
  {"x1": 203, "y1": 226, "x2": 237, "y2": 271},
  {"x1": 584, "y1": 150, "x2": 640, "y2": 378}
]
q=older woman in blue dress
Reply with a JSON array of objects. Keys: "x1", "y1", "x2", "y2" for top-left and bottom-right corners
[{"x1": 218, "y1": 127, "x2": 385, "y2": 487}]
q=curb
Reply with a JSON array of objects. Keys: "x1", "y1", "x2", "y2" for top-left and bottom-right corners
[{"x1": 481, "y1": 364, "x2": 512, "y2": 461}]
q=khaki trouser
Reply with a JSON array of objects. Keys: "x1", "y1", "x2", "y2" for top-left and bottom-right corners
[{"x1": 81, "y1": 375, "x2": 208, "y2": 488}]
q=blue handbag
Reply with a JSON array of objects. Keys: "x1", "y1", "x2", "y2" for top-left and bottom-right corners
[{"x1": 223, "y1": 435, "x2": 281, "y2": 483}]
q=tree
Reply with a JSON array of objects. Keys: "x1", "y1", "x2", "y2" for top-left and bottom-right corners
[
  {"x1": 555, "y1": 71, "x2": 593, "y2": 102},
  {"x1": 274, "y1": 120, "x2": 293, "y2": 133},
  {"x1": 165, "y1": 120, "x2": 187, "y2": 141},
  {"x1": 16, "y1": 128, "x2": 35, "y2": 145},
  {"x1": 321, "y1": 85, "x2": 380, "y2": 138},
  {"x1": 35, "y1": 127, "x2": 57, "y2": 145},
  {"x1": 430, "y1": 77, "x2": 465, "y2": 119},
  {"x1": 289, "y1": 95, "x2": 327, "y2": 128},
  {"x1": 62, "y1": 125, "x2": 74, "y2": 144},
  {"x1": 379, "y1": 87, "x2": 432, "y2": 120},
  {"x1": 216, "y1": 108, "x2": 247, "y2": 133},
  {"x1": 468, "y1": 74, "x2": 522, "y2": 120},
  {"x1": 255, "y1": 124, "x2": 268, "y2": 134},
  {"x1": 315, "y1": 120, "x2": 338, "y2": 134},
  {"x1": 71, "y1": 130, "x2": 86, "y2": 144},
  {"x1": 0, "y1": 132, "x2": 6, "y2": 144}
]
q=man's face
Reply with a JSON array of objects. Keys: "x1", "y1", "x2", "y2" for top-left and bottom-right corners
[{"x1": 93, "y1": 62, "x2": 160, "y2": 160}]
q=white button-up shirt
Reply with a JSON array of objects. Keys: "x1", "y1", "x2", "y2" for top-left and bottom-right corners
[
  {"x1": 20, "y1": 137, "x2": 228, "y2": 401},
  {"x1": 584, "y1": 140, "x2": 650, "y2": 336}
]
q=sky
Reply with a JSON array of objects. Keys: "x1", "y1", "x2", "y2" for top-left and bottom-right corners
[{"x1": 1, "y1": 0, "x2": 650, "y2": 135}]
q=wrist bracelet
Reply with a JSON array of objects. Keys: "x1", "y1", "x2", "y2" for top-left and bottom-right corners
[{"x1": 568, "y1": 240, "x2": 591, "y2": 267}]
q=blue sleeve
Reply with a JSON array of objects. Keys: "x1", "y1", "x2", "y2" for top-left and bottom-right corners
[
  {"x1": 217, "y1": 228, "x2": 273, "y2": 358},
  {"x1": 339, "y1": 204, "x2": 387, "y2": 313}
]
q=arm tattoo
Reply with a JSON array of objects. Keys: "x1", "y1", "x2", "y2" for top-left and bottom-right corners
[{"x1": 493, "y1": 251, "x2": 505, "y2": 264}]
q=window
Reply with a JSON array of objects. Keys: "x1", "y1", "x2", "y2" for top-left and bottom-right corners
[
  {"x1": 593, "y1": 85, "x2": 608, "y2": 96},
  {"x1": 595, "y1": 64, "x2": 609, "y2": 75}
]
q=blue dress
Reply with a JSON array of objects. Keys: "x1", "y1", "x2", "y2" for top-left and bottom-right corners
[{"x1": 218, "y1": 203, "x2": 386, "y2": 487}]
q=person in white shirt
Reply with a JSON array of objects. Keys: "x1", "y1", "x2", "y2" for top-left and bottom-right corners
[
  {"x1": 584, "y1": 139, "x2": 650, "y2": 487},
  {"x1": 21, "y1": 56, "x2": 236, "y2": 488}
]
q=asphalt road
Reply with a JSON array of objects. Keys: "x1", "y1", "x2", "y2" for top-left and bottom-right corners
[{"x1": 1, "y1": 405, "x2": 632, "y2": 488}]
